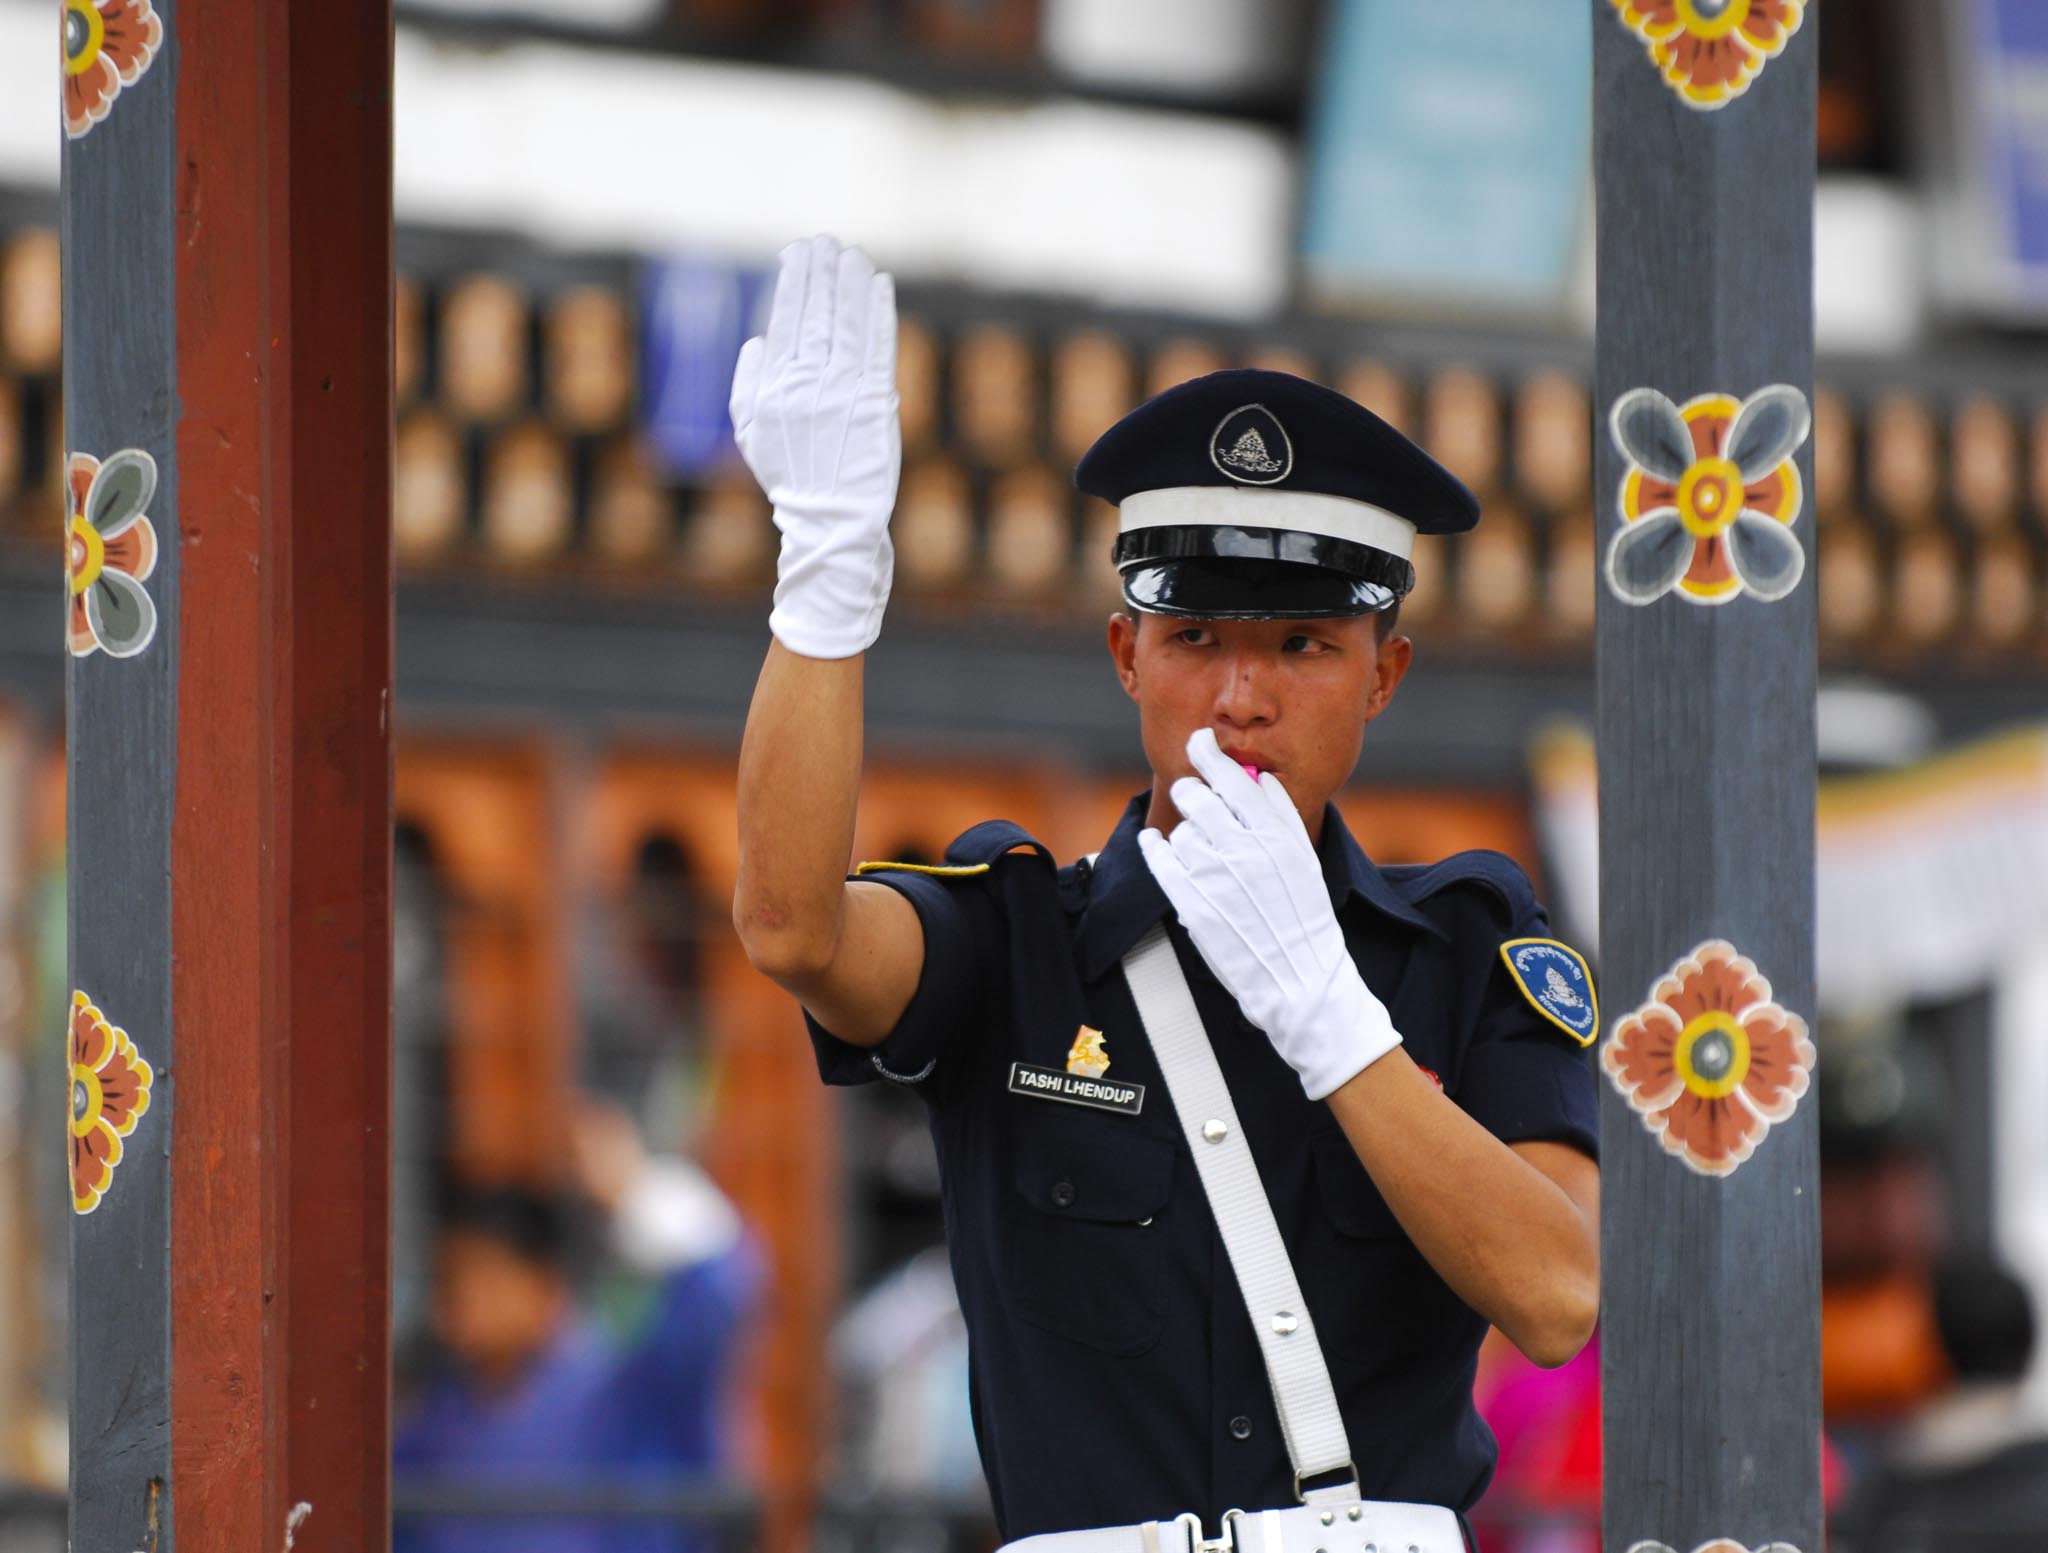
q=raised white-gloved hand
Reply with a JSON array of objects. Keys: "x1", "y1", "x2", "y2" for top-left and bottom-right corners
[
  {"x1": 729, "y1": 234, "x2": 900, "y2": 659},
  {"x1": 1137, "y1": 728, "x2": 1401, "y2": 1101}
]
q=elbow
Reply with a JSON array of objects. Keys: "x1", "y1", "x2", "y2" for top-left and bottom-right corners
[
  {"x1": 1509, "y1": 1274, "x2": 1600, "y2": 1370},
  {"x1": 1519, "y1": 1313, "x2": 1597, "y2": 1372},
  {"x1": 731, "y1": 896, "x2": 838, "y2": 986}
]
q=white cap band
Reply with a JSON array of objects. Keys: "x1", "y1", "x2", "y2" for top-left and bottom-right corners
[{"x1": 1117, "y1": 486, "x2": 1417, "y2": 562}]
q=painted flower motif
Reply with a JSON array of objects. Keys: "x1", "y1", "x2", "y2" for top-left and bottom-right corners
[
  {"x1": 1608, "y1": 0, "x2": 1806, "y2": 109},
  {"x1": 66, "y1": 449, "x2": 160, "y2": 659},
  {"x1": 70, "y1": 990, "x2": 154, "y2": 1215},
  {"x1": 1601, "y1": 939, "x2": 1814, "y2": 1177},
  {"x1": 1607, "y1": 385, "x2": 1810, "y2": 607},
  {"x1": 62, "y1": 0, "x2": 163, "y2": 139}
]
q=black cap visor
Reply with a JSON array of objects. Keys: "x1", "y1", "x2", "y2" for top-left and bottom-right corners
[{"x1": 1113, "y1": 525, "x2": 1413, "y2": 619}]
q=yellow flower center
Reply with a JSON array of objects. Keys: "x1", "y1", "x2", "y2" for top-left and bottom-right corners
[
  {"x1": 63, "y1": 0, "x2": 104, "y2": 75},
  {"x1": 1674, "y1": 1010, "x2": 1751, "y2": 1100},
  {"x1": 1677, "y1": 456, "x2": 1744, "y2": 538},
  {"x1": 1674, "y1": 0, "x2": 1751, "y2": 41},
  {"x1": 69, "y1": 515, "x2": 106, "y2": 595},
  {"x1": 72, "y1": 1063, "x2": 104, "y2": 1137}
]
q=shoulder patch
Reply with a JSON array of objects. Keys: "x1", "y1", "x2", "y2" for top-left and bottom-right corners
[
  {"x1": 855, "y1": 860, "x2": 991, "y2": 878},
  {"x1": 1498, "y1": 938, "x2": 1599, "y2": 1047}
]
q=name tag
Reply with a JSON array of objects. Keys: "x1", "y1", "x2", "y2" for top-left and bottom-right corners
[{"x1": 1007, "y1": 1062, "x2": 1146, "y2": 1117}]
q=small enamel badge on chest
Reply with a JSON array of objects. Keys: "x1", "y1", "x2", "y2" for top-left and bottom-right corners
[
  {"x1": 1500, "y1": 938, "x2": 1600, "y2": 1047},
  {"x1": 1008, "y1": 1024, "x2": 1145, "y2": 1116}
]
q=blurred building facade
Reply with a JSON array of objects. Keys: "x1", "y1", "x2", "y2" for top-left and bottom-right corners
[{"x1": 3, "y1": 0, "x2": 2048, "y2": 1547}]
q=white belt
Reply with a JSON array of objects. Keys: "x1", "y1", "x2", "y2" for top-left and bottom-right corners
[{"x1": 999, "y1": 1499, "x2": 1464, "y2": 1553}]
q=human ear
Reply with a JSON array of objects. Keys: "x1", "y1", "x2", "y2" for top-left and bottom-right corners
[
  {"x1": 1363, "y1": 632, "x2": 1413, "y2": 721},
  {"x1": 1106, "y1": 611, "x2": 1141, "y2": 702}
]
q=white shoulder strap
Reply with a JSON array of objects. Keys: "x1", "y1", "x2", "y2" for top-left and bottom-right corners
[{"x1": 1119, "y1": 925, "x2": 1360, "y2": 1507}]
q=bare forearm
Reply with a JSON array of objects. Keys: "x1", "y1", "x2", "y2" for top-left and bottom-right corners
[
  {"x1": 1325, "y1": 1051, "x2": 1599, "y2": 1366},
  {"x1": 732, "y1": 640, "x2": 865, "y2": 973}
]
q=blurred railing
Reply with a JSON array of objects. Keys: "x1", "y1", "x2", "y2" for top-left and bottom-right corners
[
  {"x1": 0, "y1": 1478, "x2": 1004, "y2": 1553},
  {"x1": 9, "y1": 1480, "x2": 2048, "y2": 1552},
  {"x1": 392, "y1": 1480, "x2": 1005, "y2": 1553}
]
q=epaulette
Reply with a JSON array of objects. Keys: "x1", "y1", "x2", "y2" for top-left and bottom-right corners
[
  {"x1": 1379, "y1": 849, "x2": 1537, "y2": 922},
  {"x1": 855, "y1": 819, "x2": 1053, "y2": 880}
]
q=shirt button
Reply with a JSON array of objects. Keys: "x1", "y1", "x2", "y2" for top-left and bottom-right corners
[
  {"x1": 1049, "y1": 1179, "x2": 1077, "y2": 1209},
  {"x1": 1229, "y1": 1415, "x2": 1253, "y2": 1441}
]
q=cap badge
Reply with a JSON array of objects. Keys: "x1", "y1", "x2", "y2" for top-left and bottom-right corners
[
  {"x1": 1066, "y1": 1025, "x2": 1110, "y2": 1078},
  {"x1": 1210, "y1": 404, "x2": 1293, "y2": 486}
]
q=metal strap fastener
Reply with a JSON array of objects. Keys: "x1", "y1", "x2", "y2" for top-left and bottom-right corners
[{"x1": 1169, "y1": 1509, "x2": 1244, "y2": 1553}]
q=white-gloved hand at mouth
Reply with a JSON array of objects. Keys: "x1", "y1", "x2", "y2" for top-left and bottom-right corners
[
  {"x1": 729, "y1": 234, "x2": 900, "y2": 659},
  {"x1": 1137, "y1": 728, "x2": 1402, "y2": 1101}
]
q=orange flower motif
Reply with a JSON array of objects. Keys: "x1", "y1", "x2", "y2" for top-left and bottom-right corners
[
  {"x1": 62, "y1": 0, "x2": 163, "y2": 139},
  {"x1": 70, "y1": 991, "x2": 154, "y2": 1215},
  {"x1": 1607, "y1": 386, "x2": 1809, "y2": 608},
  {"x1": 65, "y1": 449, "x2": 160, "y2": 659},
  {"x1": 1608, "y1": 0, "x2": 1805, "y2": 109},
  {"x1": 1602, "y1": 940, "x2": 1814, "y2": 1177}
]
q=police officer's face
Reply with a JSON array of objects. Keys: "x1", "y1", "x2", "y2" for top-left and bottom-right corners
[{"x1": 1107, "y1": 611, "x2": 1412, "y2": 840}]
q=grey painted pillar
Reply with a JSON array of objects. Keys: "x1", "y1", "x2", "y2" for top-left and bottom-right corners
[
  {"x1": 62, "y1": 0, "x2": 178, "y2": 1543},
  {"x1": 1591, "y1": 5, "x2": 1822, "y2": 1553}
]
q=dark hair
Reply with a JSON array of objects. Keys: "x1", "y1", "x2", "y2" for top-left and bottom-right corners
[
  {"x1": 438, "y1": 1183, "x2": 575, "y2": 1271},
  {"x1": 1933, "y1": 1253, "x2": 2037, "y2": 1382}
]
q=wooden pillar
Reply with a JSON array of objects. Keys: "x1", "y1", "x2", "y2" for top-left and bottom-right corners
[
  {"x1": 1592, "y1": 6, "x2": 1821, "y2": 1553},
  {"x1": 62, "y1": 0, "x2": 394, "y2": 1548}
]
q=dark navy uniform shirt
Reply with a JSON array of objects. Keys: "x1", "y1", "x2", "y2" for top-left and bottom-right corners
[{"x1": 806, "y1": 793, "x2": 1598, "y2": 1541}]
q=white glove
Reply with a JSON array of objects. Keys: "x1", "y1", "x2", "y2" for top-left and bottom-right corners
[
  {"x1": 1137, "y1": 728, "x2": 1402, "y2": 1101},
  {"x1": 729, "y1": 234, "x2": 901, "y2": 659}
]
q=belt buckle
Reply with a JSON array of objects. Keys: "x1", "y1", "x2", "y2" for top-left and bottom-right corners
[{"x1": 1171, "y1": 1509, "x2": 1246, "y2": 1553}]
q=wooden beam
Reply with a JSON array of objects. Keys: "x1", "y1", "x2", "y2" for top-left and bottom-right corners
[
  {"x1": 63, "y1": 0, "x2": 394, "y2": 1547},
  {"x1": 273, "y1": 1, "x2": 397, "y2": 1537},
  {"x1": 1592, "y1": 4, "x2": 1822, "y2": 1553}
]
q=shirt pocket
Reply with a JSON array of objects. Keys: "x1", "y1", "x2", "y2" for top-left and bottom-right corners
[
  {"x1": 1299, "y1": 1130, "x2": 1446, "y2": 1369},
  {"x1": 1002, "y1": 1112, "x2": 1177, "y2": 1357}
]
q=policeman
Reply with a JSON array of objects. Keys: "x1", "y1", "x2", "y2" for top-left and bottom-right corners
[{"x1": 731, "y1": 237, "x2": 1600, "y2": 1549}]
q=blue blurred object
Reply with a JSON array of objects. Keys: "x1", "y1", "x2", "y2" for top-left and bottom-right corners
[
  {"x1": 394, "y1": 1228, "x2": 762, "y2": 1553},
  {"x1": 1975, "y1": 0, "x2": 2048, "y2": 295},
  {"x1": 1300, "y1": 0, "x2": 1592, "y2": 310},
  {"x1": 640, "y1": 257, "x2": 770, "y2": 478}
]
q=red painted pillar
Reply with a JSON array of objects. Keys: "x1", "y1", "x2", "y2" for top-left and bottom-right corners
[{"x1": 166, "y1": 1, "x2": 394, "y2": 1544}]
